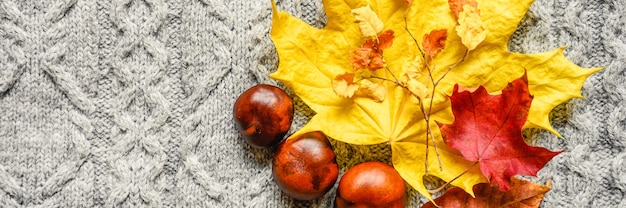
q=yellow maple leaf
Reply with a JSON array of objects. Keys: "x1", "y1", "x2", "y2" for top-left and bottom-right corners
[{"x1": 269, "y1": 0, "x2": 600, "y2": 201}]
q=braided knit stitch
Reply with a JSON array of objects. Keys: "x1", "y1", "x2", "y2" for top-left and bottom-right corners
[{"x1": 0, "y1": 0, "x2": 624, "y2": 207}]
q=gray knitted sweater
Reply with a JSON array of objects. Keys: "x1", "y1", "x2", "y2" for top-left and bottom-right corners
[{"x1": 0, "y1": 0, "x2": 624, "y2": 207}]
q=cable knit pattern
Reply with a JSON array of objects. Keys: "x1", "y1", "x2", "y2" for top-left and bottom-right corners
[
  {"x1": 0, "y1": 0, "x2": 624, "y2": 207},
  {"x1": 0, "y1": 0, "x2": 93, "y2": 207}
]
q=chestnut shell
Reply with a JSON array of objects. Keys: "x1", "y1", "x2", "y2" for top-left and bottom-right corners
[
  {"x1": 335, "y1": 161, "x2": 406, "y2": 208},
  {"x1": 233, "y1": 84, "x2": 293, "y2": 148},
  {"x1": 272, "y1": 131, "x2": 339, "y2": 200}
]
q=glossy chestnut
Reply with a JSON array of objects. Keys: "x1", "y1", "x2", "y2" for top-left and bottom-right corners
[
  {"x1": 233, "y1": 84, "x2": 293, "y2": 148},
  {"x1": 335, "y1": 161, "x2": 406, "y2": 208},
  {"x1": 272, "y1": 131, "x2": 339, "y2": 200}
]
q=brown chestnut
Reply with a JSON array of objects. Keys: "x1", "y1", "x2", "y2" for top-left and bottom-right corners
[
  {"x1": 233, "y1": 84, "x2": 294, "y2": 148},
  {"x1": 335, "y1": 161, "x2": 406, "y2": 208},
  {"x1": 272, "y1": 131, "x2": 339, "y2": 200}
]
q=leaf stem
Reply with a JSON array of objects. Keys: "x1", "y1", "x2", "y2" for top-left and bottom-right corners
[
  {"x1": 406, "y1": 11, "x2": 449, "y2": 174},
  {"x1": 427, "y1": 161, "x2": 479, "y2": 194},
  {"x1": 369, "y1": 75, "x2": 403, "y2": 86},
  {"x1": 384, "y1": 65, "x2": 401, "y2": 84},
  {"x1": 405, "y1": 5, "x2": 443, "y2": 174},
  {"x1": 404, "y1": 8, "x2": 425, "y2": 59},
  {"x1": 424, "y1": 50, "x2": 468, "y2": 129},
  {"x1": 369, "y1": 4, "x2": 470, "y2": 178},
  {"x1": 419, "y1": 99, "x2": 443, "y2": 172}
]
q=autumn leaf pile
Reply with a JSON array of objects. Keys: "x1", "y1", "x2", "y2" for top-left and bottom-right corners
[{"x1": 269, "y1": 0, "x2": 601, "y2": 205}]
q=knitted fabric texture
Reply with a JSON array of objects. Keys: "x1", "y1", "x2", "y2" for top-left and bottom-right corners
[{"x1": 0, "y1": 0, "x2": 624, "y2": 207}]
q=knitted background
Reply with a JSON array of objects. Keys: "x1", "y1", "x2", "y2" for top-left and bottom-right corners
[{"x1": 0, "y1": 0, "x2": 624, "y2": 207}]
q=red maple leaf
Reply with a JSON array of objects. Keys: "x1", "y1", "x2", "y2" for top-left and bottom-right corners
[{"x1": 439, "y1": 74, "x2": 562, "y2": 191}]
